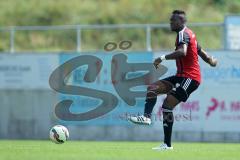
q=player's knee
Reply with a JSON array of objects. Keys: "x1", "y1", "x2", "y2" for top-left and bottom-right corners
[
  {"x1": 146, "y1": 84, "x2": 158, "y2": 99},
  {"x1": 162, "y1": 104, "x2": 173, "y2": 112},
  {"x1": 147, "y1": 84, "x2": 158, "y2": 92},
  {"x1": 146, "y1": 91, "x2": 157, "y2": 100},
  {"x1": 162, "y1": 104, "x2": 174, "y2": 122}
]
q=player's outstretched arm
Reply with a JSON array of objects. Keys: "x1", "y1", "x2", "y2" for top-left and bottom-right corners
[
  {"x1": 153, "y1": 44, "x2": 187, "y2": 69},
  {"x1": 198, "y1": 48, "x2": 217, "y2": 67}
]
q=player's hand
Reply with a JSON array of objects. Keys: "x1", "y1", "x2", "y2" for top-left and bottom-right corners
[
  {"x1": 209, "y1": 56, "x2": 217, "y2": 67},
  {"x1": 153, "y1": 57, "x2": 162, "y2": 69}
]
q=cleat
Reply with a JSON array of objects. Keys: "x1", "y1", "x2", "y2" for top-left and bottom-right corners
[
  {"x1": 152, "y1": 143, "x2": 173, "y2": 151},
  {"x1": 128, "y1": 115, "x2": 151, "y2": 125}
]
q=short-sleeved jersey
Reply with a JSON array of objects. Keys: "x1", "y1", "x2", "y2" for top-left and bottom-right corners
[{"x1": 175, "y1": 26, "x2": 201, "y2": 83}]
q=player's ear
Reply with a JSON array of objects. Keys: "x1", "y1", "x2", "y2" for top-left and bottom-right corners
[{"x1": 183, "y1": 16, "x2": 187, "y2": 23}]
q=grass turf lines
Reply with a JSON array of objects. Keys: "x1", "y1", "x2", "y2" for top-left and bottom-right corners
[{"x1": 0, "y1": 140, "x2": 239, "y2": 160}]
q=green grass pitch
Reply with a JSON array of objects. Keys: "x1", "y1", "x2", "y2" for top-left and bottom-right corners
[{"x1": 0, "y1": 140, "x2": 239, "y2": 160}]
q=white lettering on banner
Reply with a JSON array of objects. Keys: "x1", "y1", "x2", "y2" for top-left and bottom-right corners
[
  {"x1": 225, "y1": 16, "x2": 240, "y2": 50},
  {"x1": 227, "y1": 25, "x2": 240, "y2": 50},
  {"x1": 0, "y1": 54, "x2": 58, "y2": 89}
]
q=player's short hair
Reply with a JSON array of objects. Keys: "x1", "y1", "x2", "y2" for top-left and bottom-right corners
[
  {"x1": 172, "y1": 10, "x2": 187, "y2": 23},
  {"x1": 172, "y1": 10, "x2": 186, "y2": 15}
]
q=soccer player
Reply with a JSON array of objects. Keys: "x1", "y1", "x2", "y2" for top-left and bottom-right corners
[{"x1": 129, "y1": 10, "x2": 217, "y2": 150}]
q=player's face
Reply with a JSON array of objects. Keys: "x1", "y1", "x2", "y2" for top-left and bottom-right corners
[{"x1": 170, "y1": 14, "x2": 182, "y2": 31}]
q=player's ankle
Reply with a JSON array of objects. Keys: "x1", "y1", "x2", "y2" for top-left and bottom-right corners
[
  {"x1": 165, "y1": 142, "x2": 171, "y2": 147},
  {"x1": 144, "y1": 113, "x2": 151, "y2": 118}
]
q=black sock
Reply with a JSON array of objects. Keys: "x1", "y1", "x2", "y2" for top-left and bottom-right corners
[
  {"x1": 144, "y1": 96, "x2": 157, "y2": 118},
  {"x1": 162, "y1": 107, "x2": 174, "y2": 147}
]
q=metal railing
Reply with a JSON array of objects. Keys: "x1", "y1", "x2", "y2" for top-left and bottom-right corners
[{"x1": 0, "y1": 22, "x2": 224, "y2": 53}]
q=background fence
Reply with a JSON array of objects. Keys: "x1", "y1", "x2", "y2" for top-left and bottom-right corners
[{"x1": 0, "y1": 22, "x2": 224, "y2": 53}]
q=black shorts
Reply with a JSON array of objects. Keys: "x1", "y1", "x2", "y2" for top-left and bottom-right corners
[{"x1": 162, "y1": 76, "x2": 200, "y2": 102}]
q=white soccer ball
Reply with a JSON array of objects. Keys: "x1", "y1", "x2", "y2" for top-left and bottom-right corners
[{"x1": 49, "y1": 125, "x2": 69, "y2": 144}]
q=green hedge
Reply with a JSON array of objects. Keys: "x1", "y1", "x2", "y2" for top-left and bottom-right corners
[{"x1": 0, "y1": 0, "x2": 239, "y2": 52}]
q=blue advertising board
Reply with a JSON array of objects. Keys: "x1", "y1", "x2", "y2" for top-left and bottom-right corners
[{"x1": 56, "y1": 51, "x2": 161, "y2": 125}]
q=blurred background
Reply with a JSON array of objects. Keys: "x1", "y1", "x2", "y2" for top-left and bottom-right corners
[{"x1": 0, "y1": 0, "x2": 240, "y2": 142}]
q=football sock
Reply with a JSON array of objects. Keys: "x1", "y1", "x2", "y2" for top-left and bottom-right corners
[
  {"x1": 162, "y1": 106, "x2": 174, "y2": 147},
  {"x1": 144, "y1": 91, "x2": 157, "y2": 118}
]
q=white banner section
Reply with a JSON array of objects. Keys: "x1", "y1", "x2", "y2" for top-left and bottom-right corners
[{"x1": 0, "y1": 54, "x2": 58, "y2": 89}]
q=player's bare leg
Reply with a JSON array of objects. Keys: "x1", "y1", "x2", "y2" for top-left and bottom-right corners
[
  {"x1": 129, "y1": 80, "x2": 173, "y2": 125},
  {"x1": 144, "y1": 80, "x2": 173, "y2": 118}
]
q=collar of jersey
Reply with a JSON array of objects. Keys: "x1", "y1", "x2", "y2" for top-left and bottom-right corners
[{"x1": 178, "y1": 26, "x2": 187, "y2": 33}]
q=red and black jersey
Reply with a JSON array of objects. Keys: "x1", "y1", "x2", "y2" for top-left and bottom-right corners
[{"x1": 175, "y1": 26, "x2": 201, "y2": 83}]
